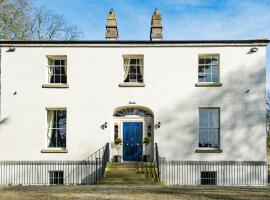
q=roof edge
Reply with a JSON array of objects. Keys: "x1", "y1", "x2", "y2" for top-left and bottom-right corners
[{"x1": 0, "y1": 39, "x2": 269, "y2": 45}]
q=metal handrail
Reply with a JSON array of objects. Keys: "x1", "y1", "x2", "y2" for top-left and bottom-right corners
[{"x1": 154, "y1": 143, "x2": 160, "y2": 181}]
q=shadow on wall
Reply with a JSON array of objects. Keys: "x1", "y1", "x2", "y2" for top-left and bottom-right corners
[{"x1": 157, "y1": 59, "x2": 266, "y2": 161}]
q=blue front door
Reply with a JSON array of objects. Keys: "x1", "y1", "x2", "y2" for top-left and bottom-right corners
[{"x1": 123, "y1": 122, "x2": 142, "y2": 161}]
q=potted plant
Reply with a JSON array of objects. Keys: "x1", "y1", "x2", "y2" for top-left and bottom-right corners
[
  {"x1": 113, "y1": 137, "x2": 122, "y2": 162},
  {"x1": 143, "y1": 136, "x2": 151, "y2": 162}
]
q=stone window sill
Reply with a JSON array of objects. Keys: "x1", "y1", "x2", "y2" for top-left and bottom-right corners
[
  {"x1": 195, "y1": 149, "x2": 223, "y2": 153},
  {"x1": 42, "y1": 84, "x2": 69, "y2": 88},
  {"x1": 41, "y1": 149, "x2": 68, "y2": 153},
  {"x1": 119, "y1": 83, "x2": 145, "y2": 87},
  {"x1": 195, "y1": 82, "x2": 222, "y2": 87}
]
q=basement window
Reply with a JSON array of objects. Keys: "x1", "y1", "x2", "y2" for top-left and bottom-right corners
[
  {"x1": 49, "y1": 171, "x2": 64, "y2": 185},
  {"x1": 201, "y1": 171, "x2": 217, "y2": 185}
]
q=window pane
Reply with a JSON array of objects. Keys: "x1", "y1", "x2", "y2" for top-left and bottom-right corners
[
  {"x1": 209, "y1": 129, "x2": 219, "y2": 148},
  {"x1": 205, "y1": 58, "x2": 211, "y2": 64},
  {"x1": 199, "y1": 58, "x2": 205, "y2": 64},
  {"x1": 198, "y1": 74, "x2": 205, "y2": 82},
  {"x1": 130, "y1": 59, "x2": 136, "y2": 65},
  {"x1": 198, "y1": 66, "x2": 204, "y2": 73},
  {"x1": 212, "y1": 66, "x2": 218, "y2": 74},
  {"x1": 199, "y1": 129, "x2": 208, "y2": 147},
  {"x1": 208, "y1": 109, "x2": 219, "y2": 128},
  {"x1": 199, "y1": 109, "x2": 208, "y2": 128},
  {"x1": 129, "y1": 74, "x2": 137, "y2": 81},
  {"x1": 204, "y1": 66, "x2": 211, "y2": 73},
  {"x1": 212, "y1": 73, "x2": 218, "y2": 82},
  {"x1": 129, "y1": 66, "x2": 137, "y2": 73},
  {"x1": 205, "y1": 74, "x2": 211, "y2": 82}
]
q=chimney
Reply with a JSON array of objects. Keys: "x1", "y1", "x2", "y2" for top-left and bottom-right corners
[
  {"x1": 150, "y1": 9, "x2": 163, "y2": 41},
  {"x1": 105, "y1": 9, "x2": 119, "y2": 40}
]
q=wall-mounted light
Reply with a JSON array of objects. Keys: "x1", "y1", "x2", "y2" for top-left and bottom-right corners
[
  {"x1": 6, "y1": 46, "x2": 15, "y2": 52},
  {"x1": 100, "y1": 122, "x2": 108, "y2": 130},
  {"x1": 248, "y1": 47, "x2": 258, "y2": 54},
  {"x1": 154, "y1": 122, "x2": 161, "y2": 129}
]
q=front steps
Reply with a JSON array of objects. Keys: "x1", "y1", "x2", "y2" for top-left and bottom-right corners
[{"x1": 98, "y1": 162, "x2": 161, "y2": 185}]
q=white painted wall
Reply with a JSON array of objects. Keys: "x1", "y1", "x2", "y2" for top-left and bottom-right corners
[{"x1": 0, "y1": 44, "x2": 267, "y2": 161}]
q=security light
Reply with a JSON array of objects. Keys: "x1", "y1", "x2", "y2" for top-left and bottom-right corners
[
  {"x1": 6, "y1": 46, "x2": 15, "y2": 52},
  {"x1": 249, "y1": 47, "x2": 258, "y2": 53},
  {"x1": 100, "y1": 122, "x2": 108, "y2": 129},
  {"x1": 155, "y1": 122, "x2": 161, "y2": 129}
]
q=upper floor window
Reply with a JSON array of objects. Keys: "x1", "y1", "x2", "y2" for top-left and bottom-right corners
[
  {"x1": 198, "y1": 55, "x2": 219, "y2": 83},
  {"x1": 198, "y1": 108, "x2": 219, "y2": 149},
  {"x1": 123, "y1": 55, "x2": 143, "y2": 83},
  {"x1": 47, "y1": 56, "x2": 67, "y2": 84},
  {"x1": 47, "y1": 109, "x2": 66, "y2": 148}
]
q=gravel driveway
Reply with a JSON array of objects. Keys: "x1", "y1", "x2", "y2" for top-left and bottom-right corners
[{"x1": 0, "y1": 185, "x2": 270, "y2": 200}]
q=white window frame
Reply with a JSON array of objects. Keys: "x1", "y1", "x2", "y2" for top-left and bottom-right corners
[
  {"x1": 123, "y1": 55, "x2": 144, "y2": 83},
  {"x1": 198, "y1": 54, "x2": 220, "y2": 83},
  {"x1": 46, "y1": 108, "x2": 67, "y2": 149},
  {"x1": 198, "y1": 107, "x2": 220, "y2": 149},
  {"x1": 46, "y1": 55, "x2": 67, "y2": 84}
]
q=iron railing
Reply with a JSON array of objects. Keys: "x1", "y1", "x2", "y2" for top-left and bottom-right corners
[
  {"x1": 0, "y1": 143, "x2": 110, "y2": 186},
  {"x1": 154, "y1": 143, "x2": 161, "y2": 181},
  {"x1": 160, "y1": 160, "x2": 267, "y2": 186}
]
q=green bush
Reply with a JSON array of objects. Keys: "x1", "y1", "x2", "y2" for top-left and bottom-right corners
[
  {"x1": 143, "y1": 136, "x2": 151, "y2": 145},
  {"x1": 267, "y1": 137, "x2": 270, "y2": 148},
  {"x1": 114, "y1": 137, "x2": 122, "y2": 145}
]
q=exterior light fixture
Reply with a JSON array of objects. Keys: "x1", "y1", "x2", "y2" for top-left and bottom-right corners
[
  {"x1": 6, "y1": 46, "x2": 15, "y2": 52},
  {"x1": 100, "y1": 122, "x2": 108, "y2": 129},
  {"x1": 154, "y1": 122, "x2": 161, "y2": 129},
  {"x1": 248, "y1": 47, "x2": 258, "y2": 53}
]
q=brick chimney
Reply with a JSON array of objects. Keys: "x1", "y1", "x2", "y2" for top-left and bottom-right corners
[
  {"x1": 105, "y1": 9, "x2": 118, "y2": 40},
  {"x1": 150, "y1": 9, "x2": 163, "y2": 41}
]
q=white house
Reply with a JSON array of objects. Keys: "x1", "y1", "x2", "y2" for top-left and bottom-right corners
[{"x1": 0, "y1": 9, "x2": 268, "y2": 186}]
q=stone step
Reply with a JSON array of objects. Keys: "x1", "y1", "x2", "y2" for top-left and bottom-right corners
[
  {"x1": 104, "y1": 172, "x2": 145, "y2": 178},
  {"x1": 98, "y1": 180, "x2": 160, "y2": 185},
  {"x1": 106, "y1": 164, "x2": 139, "y2": 168},
  {"x1": 101, "y1": 177, "x2": 155, "y2": 182}
]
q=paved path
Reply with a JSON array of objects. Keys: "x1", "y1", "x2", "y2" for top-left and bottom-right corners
[{"x1": 0, "y1": 185, "x2": 270, "y2": 200}]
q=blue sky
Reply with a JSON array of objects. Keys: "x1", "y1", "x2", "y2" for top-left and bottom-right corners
[{"x1": 33, "y1": 0, "x2": 270, "y2": 87}]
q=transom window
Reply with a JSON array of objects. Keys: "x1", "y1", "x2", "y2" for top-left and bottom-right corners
[
  {"x1": 47, "y1": 109, "x2": 66, "y2": 148},
  {"x1": 47, "y1": 56, "x2": 67, "y2": 84},
  {"x1": 123, "y1": 55, "x2": 143, "y2": 83},
  {"x1": 199, "y1": 108, "x2": 219, "y2": 148},
  {"x1": 198, "y1": 55, "x2": 219, "y2": 83},
  {"x1": 49, "y1": 171, "x2": 64, "y2": 185}
]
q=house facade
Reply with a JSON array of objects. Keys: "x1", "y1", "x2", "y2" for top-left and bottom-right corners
[{"x1": 0, "y1": 10, "x2": 268, "y2": 186}]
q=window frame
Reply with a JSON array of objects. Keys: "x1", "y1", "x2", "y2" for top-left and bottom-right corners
[
  {"x1": 198, "y1": 107, "x2": 220, "y2": 150},
  {"x1": 196, "y1": 54, "x2": 221, "y2": 87},
  {"x1": 45, "y1": 108, "x2": 67, "y2": 151},
  {"x1": 49, "y1": 171, "x2": 64, "y2": 185},
  {"x1": 200, "y1": 171, "x2": 217, "y2": 185},
  {"x1": 43, "y1": 55, "x2": 69, "y2": 88},
  {"x1": 119, "y1": 55, "x2": 145, "y2": 87}
]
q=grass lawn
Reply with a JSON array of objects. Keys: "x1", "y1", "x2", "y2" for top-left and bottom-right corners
[{"x1": 0, "y1": 185, "x2": 270, "y2": 200}]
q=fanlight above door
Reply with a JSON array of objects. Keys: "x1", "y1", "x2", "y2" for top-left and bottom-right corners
[{"x1": 113, "y1": 107, "x2": 153, "y2": 117}]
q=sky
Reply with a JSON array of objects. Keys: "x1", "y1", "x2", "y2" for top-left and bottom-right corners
[{"x1": 33, "y1": 0, "x2": 270, "y2": 87}]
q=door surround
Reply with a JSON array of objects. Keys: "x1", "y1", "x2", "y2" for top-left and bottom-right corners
[{"x1": 112, "y1": 106, "x2": 154, "y2": 162}]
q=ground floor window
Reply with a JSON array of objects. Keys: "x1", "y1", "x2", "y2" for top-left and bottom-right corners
[
  {"x1": 201, "y1": 171, "x2": 217, "y2": 185},
  {"x1": 47, "y1": 109, "x2": 66, "y2": 148},
  {"x1": 49, "y1": 171, "x2": 64, "y2": 185},
  {"x1": 198, "y1": 108, "x2": 220, "y2": 148}
]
